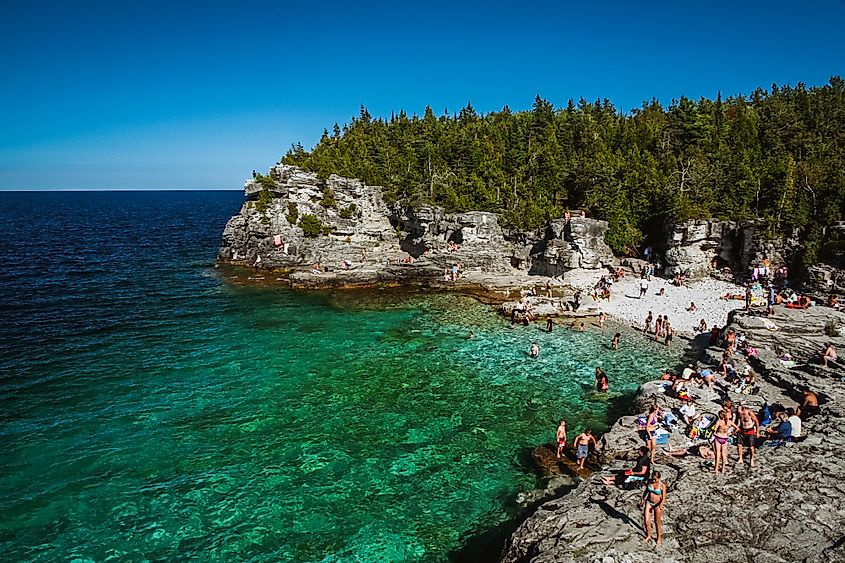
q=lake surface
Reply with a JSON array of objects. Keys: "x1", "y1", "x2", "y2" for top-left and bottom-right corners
[{"x1": 0, "y1": 191, "x2": 681, "y2": 562}]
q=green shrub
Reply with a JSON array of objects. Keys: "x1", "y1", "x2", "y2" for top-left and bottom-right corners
[
  {"x1": 286, "y1": 202, "x2": 299, "y2": 225},
  {"x1": 320, "y1": 186, "x2": 337, "y2": 208},
  {"x1": 300, "y1": 214, "x2": 332, "y2": 237},
  {"x1": 824, "y1": 320, "x2": 841, "y2": 337},
  {"x1": 339, "y1": 203, "x2": 361, "y2": 219}
]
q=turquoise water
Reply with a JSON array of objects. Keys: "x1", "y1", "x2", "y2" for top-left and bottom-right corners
[{"x1": 0, "y1": 192, "x2": 681, "y2": 562}]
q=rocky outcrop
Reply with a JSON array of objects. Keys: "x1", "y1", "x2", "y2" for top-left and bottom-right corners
[
  {"x1": 529, "y1": 217, "x2": 615, "y2": 276},
  {"x1": 218, "y1": 165, "x2": 616, "y2": 287},
  {"x1": 663, "y1": 220, "x2": 803, "y2": 280},
  {"x1": 500, "y1": 306, "x2": 845, "y2": 563}
]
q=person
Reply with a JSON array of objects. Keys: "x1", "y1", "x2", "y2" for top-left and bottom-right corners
[
  {"x1": 737, "y1": 405, "x2": 759, "y2": 468},
  {"x1": 602, "y1": 445, "x2": 651, "y2": 486},
  {"x1": 767, "y1": 284, "x2": 776, "y2": 316},
  {"x1": 822, "y1": 343, "x2": 838, "y2": 367},
  {"x1": 556, "y1": 419, "x2": 568, "y2": 458},
  {"x1": 712, "y1": 410, "x2": 739, "y2": 474},
  {"x1": 253, "y1": 254, "x2": 262, "y2": 270},
  {"x1": 644, "y1": 311, "x2": 653, "y2": 333},
  {"x1": 640, "y1": 470, "x2": 666, "y2": 545},
  {"x1": 664, "y1": 322, "x2": 673, "y2": 347},
  {"x1": 654, "y1": 315, "x2": 663, "y2": 340},
  {"x1": 578, "y1": 322, "x2": 585, "y2": 332},
  {"x1": 639, "y1": 277, "x2": 649, "y2": 298},
  {"x1": 451, "y1": 263, "x2": 460, "y2": 281},
  {"x1": 687, "y1": 301, "x2": 697, "y2": 312},
  {"x1": 658, "y1": 287, "x2": 665, "y2": 297},
  {"x1": 786, "y1": 407, "x2": 802, "y2": 439},
  {"x1": 573, "y1": 429, "x2": 597, "y2": 470},
  {"x1": 595, "y1": 367, "x2": 609, "y2": 392},
  {"x1": 611, "y1": 332, "x2": 620, "y2": 350},
  {"x1": 709, "y1": 324, "x2": 721, "y2": 346},
  {"x1": 797, "y1": 389, "x2": 820, "y2": 420},
  {"x1": 645, "y1": 405, "x2": 660, "y2": 463},
  {"x1": 697, "y1": 318, "x2": 707, "y2": 333},
  {"x1": 529, "y1": 342, "x2": 540, "y2": 358},
  {"x1": 679, "y1": 401, "x2": 696, "y2": 425},
  {"x1": 546, "y1": 317, "x2": 553, "y2": 333},
  {"x1": 745, "y1": 285, "x2": 752, "y2": 311},
  {"x1": 598, "y1": 312, "x2": 606, "y2": 332}
]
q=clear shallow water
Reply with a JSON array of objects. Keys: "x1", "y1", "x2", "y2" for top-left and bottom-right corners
[{"x1": 0, "y1": 191, "x2": 681, "y2": 562}]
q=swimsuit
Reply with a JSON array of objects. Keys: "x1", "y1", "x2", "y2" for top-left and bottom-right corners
[
  {"x1": 576, "y1": 444, "x2": 589, "y2": 459},
  {"x1": 714, "y1": 435, "x2": 729, "y2": 445},
  {"x1": 645, "y1": 484, "x2": 664, "y2": 506}
]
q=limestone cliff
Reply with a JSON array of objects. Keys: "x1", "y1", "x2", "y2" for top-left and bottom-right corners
[{"x1": 217, "y1": 165, "x2": 615, "y2": 287}]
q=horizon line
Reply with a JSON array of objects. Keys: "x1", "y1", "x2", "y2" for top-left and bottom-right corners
[{"x1": 0, "y1": 188, "x2": 244, "y2": 192}]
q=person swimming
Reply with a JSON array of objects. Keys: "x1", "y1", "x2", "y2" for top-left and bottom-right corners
[{"x1": 530, "y1": 342, "x2": 540, "y2": 358}]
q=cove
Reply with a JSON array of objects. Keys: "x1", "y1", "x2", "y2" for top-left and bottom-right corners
[{"x1": 0, "y1": 192, "x2": 681, "y2": 562}]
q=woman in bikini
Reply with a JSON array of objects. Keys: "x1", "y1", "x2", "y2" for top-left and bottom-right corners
[
  {"x1": 645, "y1": 405, "x2": 659, "y2": 463},
  {"x1": 712, "y1": 410, "x2": 739, "y2": 474},
  {"x1": 640, "y1": 470, "x2": 667, "y2": 545}
]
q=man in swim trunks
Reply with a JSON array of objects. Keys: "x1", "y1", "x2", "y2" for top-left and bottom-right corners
[
  {"x1": 555, "y1": 419, "x2": 567, "y2": 458},
  {"x1": 737, "y1": 405, "x2": 759, "y2": 468},
  {"x1": 573, "y1": 429, "x2": 597, "y2": 470}
]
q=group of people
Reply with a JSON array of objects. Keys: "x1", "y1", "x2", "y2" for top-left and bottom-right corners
[{"x1": 642, "y1": 311, "x2": 675, "y2": 347}]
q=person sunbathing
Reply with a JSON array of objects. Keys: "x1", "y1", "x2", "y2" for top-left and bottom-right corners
[{"x1": 602, "y1": 446, "x2": 651, "y2": 487}]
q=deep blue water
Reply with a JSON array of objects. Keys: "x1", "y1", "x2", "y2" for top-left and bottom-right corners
[{"x1": 0, "y1": 191, "x2": 680, "y2": 562}]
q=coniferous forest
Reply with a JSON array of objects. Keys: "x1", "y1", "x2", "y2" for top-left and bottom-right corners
[{"x1": 282, "y1": 78, "x2": 845, "y2": 265}]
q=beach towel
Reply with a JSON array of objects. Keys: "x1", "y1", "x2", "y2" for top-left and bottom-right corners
[{"x1": 273, "y1": 235, "x2": 282, "y2": 247}]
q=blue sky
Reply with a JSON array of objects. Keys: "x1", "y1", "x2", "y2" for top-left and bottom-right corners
[{"x1": 1, "y1": 0, "x2": 843, "y2": 190}]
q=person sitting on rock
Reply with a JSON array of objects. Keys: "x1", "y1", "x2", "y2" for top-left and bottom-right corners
[
  {"x1": 821, "y1": 343, "x2": 838, "y2": 367},
  {"x1": 601, "y1": 445, "x2": 651, "y2": 487},
  {"x1": 697, "y1": 318, "x2": 707, "y2": 333},
  {"x1": 687, "y1": 301, "x2": 697, "y2": 312},
  {"x1": 797, "y1": 389, "x2": 820, "y2": 419}
]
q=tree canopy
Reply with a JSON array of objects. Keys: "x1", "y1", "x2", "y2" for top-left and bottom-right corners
[{"x1": 282, "y1": 79, "x2": 845, "y2": 262}]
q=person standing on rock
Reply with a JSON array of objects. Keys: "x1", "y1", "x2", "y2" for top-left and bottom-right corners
[
  {"x1": 639, "y1": 276, "x2": 649, "y2": 298},
  {"x1": 573, "y1": 429, "x2": 597, "y2": 470},
  {"x1": 654, "y1": 315, "x2": 663, "y2": 340},
  {"x1": 640, "y1": 470, "x2": 666, "y2": 545},
  {"x1": 644, "y1": 311, "x2": 653, "y2": 333},
  {"x1": 712, "y1": 410, "x2": 739, "y2": 474},
  {"x1": 598, "y1": 312, "x2": 606, "y2": 332},
  {"x1": 745, "y1": 284, "x2": 753, "y2": 311},
  {"x1": 767, "y1": 284, "x2": 776, "y2": 316},
  {"x1": 555, "y1": 419, "x2": 568, "y2": 458},
  {"x1": 737, "y1": 405, "x2": 759, "y2": 468},
  {"x1": 645, "y1": 405, "x2": 660, "y2": 463}
]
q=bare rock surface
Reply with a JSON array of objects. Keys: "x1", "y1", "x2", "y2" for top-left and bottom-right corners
[
  {"x1": 500, "y1": 305, "x2": 845, "y2": 563},
  {"x1": 218, "y1": 166, "x2": 614, "y2": 289}
]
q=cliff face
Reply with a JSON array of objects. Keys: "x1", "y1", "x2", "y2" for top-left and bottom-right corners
[
  {"x1": 663, "y1": 219, "x2": 803, "y2": 280},
  {"x1": 217, "y1": 166, "x2": 615, "y2": 286}
]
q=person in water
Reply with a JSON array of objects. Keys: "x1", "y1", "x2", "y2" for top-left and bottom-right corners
[
  {"x1": 640, "y1": 470, "x2": 667, "y2": 545},
  {"x1": 573, "y1": 429, "x2": 597, "y2": 470},
  {"x1": 546, "y1": 317, "x2": 553, "y2": 333},
  {"x1": 664, "y1": 322, "x2": 673, "y2": 347},
  {"x1": 712, "y1": 410, "x2": 739, "y2": 474},
  {"x1": 598, "y1": 312, "x2": 606, "y2": 332},
  {"x1": 595, "y1": 367, "x2": 609, "y2": 392},
  {"x1": 530, "y1": 342, "x2": 540, "y2": 358},
  {"x1": 611, "y1": 332, "x2": 621, "y2": 350},
  {"x1": 555, "y1": 419, "x2": 568, "y2": 458}
]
